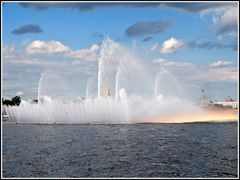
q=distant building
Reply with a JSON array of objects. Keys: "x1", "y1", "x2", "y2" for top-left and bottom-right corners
[
  {"x1": 103, "y1": 81, "x2": 111, "y2": 97},
  {"x1": 197, "y1": 99, "x2": 214, "y2": 108},
  {"x1": 213, "y1": 97, "x2": 238, "y2": 109},
  {"x1": 198, "y1": 89, "x2": 214, "y2": 108},
  {"x1": 197, "y1": 90, "x2": 238, "y2": 109}
]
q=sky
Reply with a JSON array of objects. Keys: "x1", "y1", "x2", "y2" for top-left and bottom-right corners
[{"x1": 2, "y1": 2, "x2": 239, "y2": 101}]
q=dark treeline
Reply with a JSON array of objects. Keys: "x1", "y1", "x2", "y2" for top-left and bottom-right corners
[{"x1": 2, "y1": 96, "x2": 21, "y2": 106}]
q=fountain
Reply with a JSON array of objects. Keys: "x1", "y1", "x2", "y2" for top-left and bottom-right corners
[{"x1": 4, "y1": 36, "x2": 232, "y2": 124}]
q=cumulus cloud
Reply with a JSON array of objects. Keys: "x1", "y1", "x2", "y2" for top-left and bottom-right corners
[
  {"x1": 2, "y1": 44, "x2": 59, "y2": 66},
  {"x1": 2, "y1": 44, "x2": 61, "y2": 66},
  {"x1": 200, "y1": 4, "x2": 238, "y2": 36},
  {"x1": 67, "y1": 44, "x2": 100, "y2": 62},
  {"x1": 2, "y1": 44, "x2": 25, "y2": 61},
  {"x1": 25, "y1": 40, "x2": 100, "y2": 62},
  {"x1": 209, "y1": 60, "x2": 233, "y2": 68},
  {"x1": 160, "y1": 37, "x2": 184, "y2": 54},
  {"x1": 4, "y1": 40, "x2": 101, "y2": 65},
  {"x1": 125, "y1": 20, "x2": 173, "y2": 37},
  {"x1": 2, "y1": 41, "x2": 101, "y2": 99},
  {"x1": 152, "y1": 58, "x2": 237, "y2": 82},
  {"x1": 215, "y1": 6, "x2": 238, "y2": 35},
  {"x1": 153, "y1": 58, "x2": 193, "y2": 68},
  {"x1": 26, "y1": 40, "x2": 71, "y2": 55},
  {"x1": 12, "y1": 24, "x2": 43, "y2": 35},
  {"x1": 3, "y1": 44, "x2": 16, "y2": 59},
  {"x1": 153, "y1": 58, "x2": 171, "y2": 65},
  {"x1": 202, "y1": 66, "x2": 238, "y2": 82}
]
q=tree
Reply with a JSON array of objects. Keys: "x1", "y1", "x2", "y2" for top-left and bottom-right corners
[
  {"x1": 3, "y1": 99, "x2": 14, "y2": 106},
  {"x1": 11, "y1": 96, "x2": 21, "y2": 106}
]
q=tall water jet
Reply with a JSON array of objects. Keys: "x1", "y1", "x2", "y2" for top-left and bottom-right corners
[
  {"x1": 119, "y1": 88, "x2": 129, "y2": 122},
  {"x1": 115, "y1": 67, "x2": 121, "y2": 102},
  {"x1": 38, "y1": 72, "x2": 44, "y2": 104},
  {"x1": 85, "y1": 78, "x2": 90, "y2": 99},
  {"x1": 97, "y1": 35, "x2": 120, "y2": 97},
  {"x1": 4, "y1": 36, "x2": 235, "y2": 125},
  {"x1": 97, "y1": 45, "x2": 105, "y2": 97},
  {"x1": 153, "y1": 67, "x2": 184, "y2": 99},
  {"x1": 154, "y1": 72, "x2": 160, "y2": 99}
]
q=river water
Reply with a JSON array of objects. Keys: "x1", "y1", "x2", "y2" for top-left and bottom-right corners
[{"x1": 2, "y1": 122, "x2": 238, "y2": 178}]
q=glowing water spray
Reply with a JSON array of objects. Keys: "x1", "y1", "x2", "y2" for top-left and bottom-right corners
[{"x1": 3, "y1": 36, "x2": 236, "y2": 124}]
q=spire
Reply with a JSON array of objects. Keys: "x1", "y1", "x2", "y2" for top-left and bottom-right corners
[
  {"x1": 103, "y1": 80, "x2": 110, "y2": 97},
  {"x1": 201, "y1": 89, "x2": 206, "y2": 101}
]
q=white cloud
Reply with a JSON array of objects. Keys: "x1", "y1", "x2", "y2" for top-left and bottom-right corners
[
  {"x1": 4, "y1": 42, "x2": 54, "y2": 66},
  {"x1": 4, "y1": 41, "x2": 101, "y2": 66},
  {"x1": 152, "y1": 58, "x2": 237, "y2": 82},
  {"x1": 153, "y1": 58, "x2": 193, "y2": 68},
  {"x1": 3, "y1": 44, "x2": 22, "y2": 60},
  {"x1": 26, "y1": 40, "x2": 71, "y2": 55},
  {"x1": 209, "y1": 60, "x2": 233, "y2": 68},
  {"x1": 153, "y1": 58, "x2": 174, "y2": 65},
  {"x1": 26, "y1": 40, "x2": 100, "y2": 62},
  {"x1": 16, "y1": 91, "x2": 23, "y2": 96},
  {"x1": 199, "y1": 66, "x2": 238, "y2": 82},
  {"x1": 67, "y1": 44, "x2": 100, "y2": 62},
  {"x1": 160, "y1": 37, "x2": 184, "y2": 54},
  {"x1": 215, "y1": 6, "x2": 238, "y2": 34},
  {"x1": 193, "y1": 65, "x2": 237, "y2": 82},
  {"x1": 200, "y1": 5, "x2": 238, "y2": 36},
  {"x1": 200, "y1": 6, "x2": 227, "y2": 20},
  {"x1": 21, "y1": 39, "x2": 31, "y2": 46}
]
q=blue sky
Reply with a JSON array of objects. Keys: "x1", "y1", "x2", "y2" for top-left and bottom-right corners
[{"x1": 2, "y1": 2, "x2": 239, "y2": 100}]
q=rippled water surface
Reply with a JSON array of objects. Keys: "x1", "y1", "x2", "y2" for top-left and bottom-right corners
[{"x1": 2, "y1": 122, "x2": 238, "y2": 178}]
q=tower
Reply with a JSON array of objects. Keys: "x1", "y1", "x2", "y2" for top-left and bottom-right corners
[
  {"x1": 103, "y1": 81, "x2": 111, "y2": 97},
  {"x1": 201, "y1": 89, "x2": 206, "y2": 101}
]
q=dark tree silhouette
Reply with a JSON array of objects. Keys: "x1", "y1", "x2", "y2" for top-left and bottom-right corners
[
  {"x1": 11, "y1": 96, "x2": 21, "y2": 106},
  {"x1": 2, "y1": 96, "x2": 21, "y2": 106}
]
